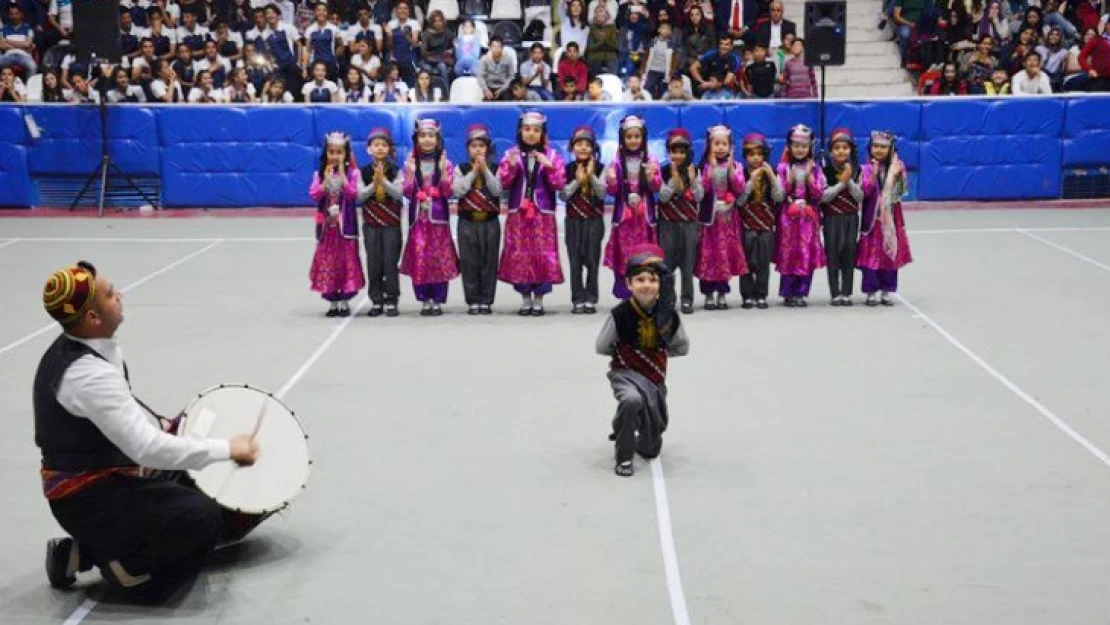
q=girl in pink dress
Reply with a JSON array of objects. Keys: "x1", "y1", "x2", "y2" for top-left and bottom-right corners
[
  {"x1": 857, "y1": 130, "x2": 913, "y2": 306},
  {"x1": 694, "y1": 125, "x2": 749, "y2": 311},
  {"x1": 309, "y1": 132, "x2": 366, "y2": 317},
  {"x1": 604, "y1": 115, "x2": 663, "y2": 300},
  {"x1": 774, "y1": 124, "x2": 827, "y2": 308},
  {"x1": 399, "y1": 118, "x2": 460, "y2": 316},
  {"x1": 497, "y1": 111, "x2": 567, "y2": 316}
]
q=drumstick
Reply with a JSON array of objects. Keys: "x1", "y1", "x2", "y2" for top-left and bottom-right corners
[{"x1": 249, "y1": 397, "x2": 268, "y2": 442}]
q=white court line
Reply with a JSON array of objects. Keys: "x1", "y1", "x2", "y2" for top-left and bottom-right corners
[
  {"x1": 0, "y1": 242, "x2": 222, "y2": 358},
  {"x1": 64, "y1": 296, "x2": 370, "y2": 624},
  {"x1": 650, "y1": 459, "x2": 692, "y2": 625},
  {"x1": 1015, "y1": 228, "x2": 1110, "y2": 274},
  {"x1": 896, "y1": 294, "x2": 1110, "y2": 470},
  {"x1": 0, "y1": 238, "x2": 20, "y2": 249}
]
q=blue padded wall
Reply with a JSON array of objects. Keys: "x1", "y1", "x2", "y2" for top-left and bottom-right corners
[{"x1": 4, "y1": 97, "x2": 1110, "y2": 208}]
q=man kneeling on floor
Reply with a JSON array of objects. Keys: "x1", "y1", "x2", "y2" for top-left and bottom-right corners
[
  {"x1": 34, "y1": 261, "x2": 260, "y2": 601},
  {"x1": 596, "y1": 244, "x2": 689, "y2": 477}
]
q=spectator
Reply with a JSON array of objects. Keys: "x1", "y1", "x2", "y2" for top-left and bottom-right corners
[
  {"x1": 171, "y1": 42, "x2": 198, "y2": 91},
  {"x1": 742, "y1": 43, "x2": 777, "y2": 98},
  {"x1": 983, "y1": 67, "x2": 1011, "y2": 93},
  {"x1": 340, "y1": 65, "x2": 371, "y2": 102},
  {"x1": 302, "y1": 2, "x2": 341, "y2": 80},
  {"x1": 375, "y1": 61, "x2": 409, "y2": 101},
  {"x1": 505, "y1": 77, "x2": 542, "y2": 101},
  {"x1": 557, "y1": 41, "x2": 588, "y2": 97},
  {"x1": 960, "y1": 35, "x2": 998, "y2": 91},
  {"x1": 519, "y1": 42, "x2": 554, "y2": 100},
  {"x1": 0, "y1": 4, "x2": 36, "y2": 77},
  {"x1": 619, "y1": 5, "x2": 649, "y2": 77},
  {"x1": 196, "y1": 39, "x2": 231, "y2": 88},
  {"x1": 682, "y1": 4, "x2": 717, "y2": 72},
  {"x1": 385, "y1": 0, "x2": 421, "y2": 85},
  {"x1": 65, "y1": 73, "x2": 100, "y2": 103},
  {"x1": 907, "y1": 6, "x2": 946, "y2": 69},
  {"x1": 1037, "y1": 27, "x2": 1068, "y2": 87},
  {"x1": 975, "y1": 1, "x2": 1011, "y2": 47},
  {"x1": 780, "y1": 37, "x2": 817, "y2": 97},
  {"x1": 643, "y1": 21, "x2": 679, "y2": 98},
  {"x1": 624, "y1": 73, "x2": 651, "y2": 99},
  {"x1": 130, "y1": 38, "x2": 158, "y2": 80},
  {"x1": 773, "y1": 31, "x2": 795, "y2": 72},
  {"x1": 752, "y1": 1, "x2": 795, "y2": 49},
  {"x1": 1012, "y1": 50, "x2": 1053, "y2": 93},
  {"x1": 454, "y1": 19, "x2": 481, "y2": 77},
  {"x1": 344, "y1": 5, "x2": 382, "y2": 56},
  {"x1": 245, "y1": 7, "x2": 270, "y2": 49},
  {"x1": 176, "y1": 11, "x2": 211, "y2": 59},
  {"x1": 1041, "y1": 0, "x2": 1079, "y2": 44},
  {"x1": 1074, "y1": 0, "x2": 1103, "y2": 33},
  {"x1": 928, "y1": 61, "x2": 970, "y2": 93},
  {"x1": 213, "y1": 20, "x2": 244, "y2": 63},
  {"x1": 477, "y1": 36, "x2": 513, "y2": 100},
  {"x1": 39, "y1": 69, "x2": 66, "y2": 102},
  {"x1": 1017, "y1": 6, "x2": 1045, "y2": 42},
  {"x1": 118, "y1": 8, "x2": 146, "y2": 62},
  {"x1": 262, "y1": 77, "x2": 294, "y2": 102},
  {"x1": 349, "y1": 36, "x2": 382, "y2": 82},
  {"x1": 144, "y1": 9, "x2": 175, "y2": 62},
  {"x1": 893, "y1": 0, "x2": 930, "y2": 61},
  {"x1": 224, "y1": 66, "x2": 257, "y2": 102},
  {"x1": 188, "y1": 69, "x2": 225, "y2": 101},
  {"x1": 420, "y1": 9, "x2": 455, "y2": 84},
  {"x1": 1061, "y1": 27, "x2": 1094, "y2": 90},
  {"x1": 585, "y1": 75, "x2": 612, "y2": 100},
  {"x1": 1004, "y1": 27, "x2": 1038, "y2": 73},
  {"x1": 0, "y1": 65, "x2": 24, "y2": 101},
  {"x1": 560, "y1": 0, "x2": 590, "y2": 52},
  {"x1": 239, "y1": 43, "x2": 276, "y2": 93},
  {"x1": 699, "y1": 74, "x2": 733, "y2": 98},
  {"x1": 150, "y1": 60, "x2": 186, "y2": 102},
  {"x1": 586, "y1": 4, "x2": 620, "y2": 75},
  {"x1": 588, "y1": 0, "x2": 618, "y2": 26},
  {"x1": 559, "y1": 75, "x2": 582, "y2": 100},
  {"x1": 301, "y1": 59, "x2": 340, "y2": 101},
  {"x1": 661, "y1": 75, "x2": 694, "y2": 100},
  {"x1": 102, "y1": 65, "x2": 142, "y2": 103},
  {"x1": 48, "y1": 0, "x2": 74, "y2": 42},
  {"x1": 409, "y1": 68, "x2": 444, "y2": 101},
  {"x1": 262, "y1": 4, "x2": 301, "y2": 95},
  {"x1": 941, "y1": 5, "x2": 975, "y2": 61},
  {"x1": 1078, "y1": 15, "x2": 1110, "y2": 91},
  {"x1": 717, "y1": 0, "x2": 755, "y2": 46},
  {"x1": 690, "y1": 36, "x2": 741, "y2": 94}
]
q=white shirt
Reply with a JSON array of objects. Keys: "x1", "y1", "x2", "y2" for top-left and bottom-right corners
[
  {"x1": 56, "y1": 336, "x2": 230, "y2": 470},
  {"x1": 1011, "y1": 70, "x2": 1053, "y2": 95}
]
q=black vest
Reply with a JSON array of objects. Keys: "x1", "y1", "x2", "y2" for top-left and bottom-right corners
[{"x1": 33, "y1": 335, "x2": 137, "y2": 472}]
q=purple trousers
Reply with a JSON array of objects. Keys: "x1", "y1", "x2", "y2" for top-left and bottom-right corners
[
  {"x1": 612, "y1": 274, "x2": 631, "y2": 299},
  {"x1": 699, "y1": 280, "x2": 731, "y2": 295},
  {"x1": 513, "y1": 282, "x2": 553, "y2": 296},
  {"x1": 861, "y1": 268, "x2": 898, "y2": 294},
  {"x1": 414, "y1": 282, "x2": 448, "y2": 303},
  {"x1": 778, "y1": 274, "x2": 813, "y2": 298}
]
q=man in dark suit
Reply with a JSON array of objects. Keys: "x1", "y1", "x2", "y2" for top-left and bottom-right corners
[{"x1": 749, "y1": 0, "x2": 796, "y2": 50}]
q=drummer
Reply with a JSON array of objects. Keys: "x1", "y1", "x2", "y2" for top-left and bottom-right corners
[{"x1": 33, "y1": 261, "x2": 260, "y2": 601}]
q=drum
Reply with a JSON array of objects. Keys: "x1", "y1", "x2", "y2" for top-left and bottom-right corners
[{"x1": 177, "y1": 383, "x2": 311, "y2": 542}]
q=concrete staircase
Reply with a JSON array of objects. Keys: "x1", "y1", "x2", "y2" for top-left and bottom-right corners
[{"x1": 782, "y1": 0, "x2": 917, "y2": 99}]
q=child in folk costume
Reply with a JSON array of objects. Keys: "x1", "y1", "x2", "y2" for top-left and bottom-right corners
[
  {"x1": 656, "y1": 129, "x2": 703, "y2": 314},
  {"x1": 857, "y1": 130, "x2": 913, "y2": 306},
  {"x1": 596, "y1": 243, "x2": 688, "y2": 478},
  {"x1": 309, "y1": 132, "x2": 366, "y2": 317},
  {"x1": 357, "y1": 128, "x2": 405, "y2": 317},
  {"x1": 819, "y1": 127, "x2": 863, "y2": 307},
  {"x1": 604, "y1": 115, "x2": 664, "y2": 299},
  {"x1": 559, "y1": 126, "x2": 607, "y2": 315},
  {"x1": 452, "y1": 124, "x2": 502, "y2": 316},
  {"x1": 774, "y1": 124, "x2": 827, "y2": 308},
  {"x1": 497, "y1": 111, "x2": 567, "y2": 316},
  {"x1": 737, "y1": 133, "x2": 785, "y2": 309},
  {"x1": 400, "y1": 118, "x2": 460, "y2": 316},
  {"x1": 695, "y1": 125, "x2": 749, "y2": 311}
]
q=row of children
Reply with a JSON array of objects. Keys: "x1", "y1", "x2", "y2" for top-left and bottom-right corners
[{"x1": 307, "y1": 111, "x2": 913, "y2": 317}]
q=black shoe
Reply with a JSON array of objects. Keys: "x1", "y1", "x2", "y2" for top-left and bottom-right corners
[
  {"x1": 784, "y1": 298, "x2": 796, "y2": 308},
  {"x1": 571, "y1": 303, "x2": 584, "y2": 314},
  {"x1": 531, "y1": 304, "x2": 545, "y2": 316},
  {"x1": 831, "y1": 297, "x2": 842, "y2": 307},
  {"x1": 584, "y1": 302, "x2": 597, "y2": 314},
  {"x1": 420, "y1": 306, "x2": 431, "y2": 316},
  {"x1": 385, "y1": 304, "x2": 399, "y2": 317},
  {"x1": 741, "y1": 299, "x2": 754, "y2": 309},
  {"x1": 518, "y1": 306, "x2": 531, "y2": 316},
  {"x1": 46, "y1": 537, "x2": 87, "y2": 589},
  {"x1": 368, "y1": 305, "x2": 383, "y2": 317},
  {"x1": 337, "y1": 306, "x2": 351, "y2": 317},
  {"x1": 718, "y1": 298, "x2": 729, "y2": 310},
  {"x1": 680, "y1": 301, "x2": 694, "y2": 314},
  {"x1": 479, "y1": 304, "x2": 492, "y2": 315},
  {"x1": 431, "y1": 304, "x2": 444, "y2": 316},
  {"x1": 842, "y1": 297, "x2": 854, "y2": 307},
  {"x1": 326, "y1": 308, "x2": 338, "y2": 317},
  {"x1": 797, "y1": 298, "x2": 808, "y2": 308},
  {"x1": 468, "y1": 305, "x2": 480, "y2": 315},
  {"x1": 614, "y1": 461, "x2": 634, "y2": 477},
  {"x1": 756, "y1": 299, "x2": 769, "y2": 309}
]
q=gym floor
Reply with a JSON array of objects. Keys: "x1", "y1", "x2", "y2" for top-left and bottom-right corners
[{"x1": 1, "y1": 207, "x2": 1109, "y2": 624}]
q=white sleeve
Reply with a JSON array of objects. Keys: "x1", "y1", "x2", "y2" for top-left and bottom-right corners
[{"x1": 57, "y1": 356, "x2": 230, "y2": 470}]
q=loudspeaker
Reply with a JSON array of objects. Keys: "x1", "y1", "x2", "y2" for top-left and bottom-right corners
[
  {"x1": 72, "y1": 0, "x2": 123, "y2": 63},
  {"x1": 804, "y1": 0, "x2": 846, "y2": 66}
]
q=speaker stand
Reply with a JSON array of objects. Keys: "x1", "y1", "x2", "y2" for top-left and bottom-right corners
[
  {"x1": 818, "y1": 64, "x2": 827, "y2": 164},
  {"x1": 69, "y1": 98, "x2": 158, "y2": 217}
]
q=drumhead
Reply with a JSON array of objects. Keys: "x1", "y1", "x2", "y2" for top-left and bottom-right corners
[{"x1": 179, "y1": 384, "x2": 310, "y2": 514}]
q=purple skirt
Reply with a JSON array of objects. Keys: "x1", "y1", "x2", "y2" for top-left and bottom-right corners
[
  {"x1": 499, "y1": 211, "x2": 564, "y2": 285},
  {"x1": 857, "y1": 218, "x2": 913, "y2": 271},
  {"x1": 695, "y1": 210, "x2": 748, "y2": 281},
  {"x1": 400, "y1": 212, "x2": 460, "y2": 285},
  {"x1": 310, "y1": 223, "x2": 365, "y2": 297},
  {"x1": 774, "y1": 207, "x2": 826, "y2": 276},
  {"x1": 604, "y1": 212, "x2": 656, "y2": 273}
]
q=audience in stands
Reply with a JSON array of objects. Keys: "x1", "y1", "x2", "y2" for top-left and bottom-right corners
[{"x1": 2, "y1": 0, "x2": 1105, "y2": 103}]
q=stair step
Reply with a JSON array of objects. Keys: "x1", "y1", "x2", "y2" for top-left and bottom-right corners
[
  {"x1": 848, "y1": 40, "x2": 900, "y2": 56},
  {"x1": 821, "y1": 67, "x2": 910, "y2": 84},
  {"x1": 826, "y1": 82, "x2": 917, "y2": 100},
  {"x1": 847, "y1": 29, "x2": 895, "y2": 42},
  {"x1": 844, "y1": 53, "x2": 903, "y2": 69}
]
